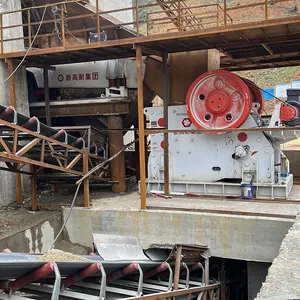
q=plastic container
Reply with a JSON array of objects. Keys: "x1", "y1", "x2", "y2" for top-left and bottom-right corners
[
  {"x1": 280, "y1": 173, "x2": 288, "y2": 185},
  {"x1": 241, "y1": 183, "x2": 253, "y2": 199}
]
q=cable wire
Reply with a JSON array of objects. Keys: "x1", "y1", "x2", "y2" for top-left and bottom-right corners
[
  {"x1": 48, "y1": 138, "x2": 139, "y2": 251},
  {"x1": 0, "y1": 4, "x2": 48, "y2": 85},
  {"x1": 49, "y1": 181, "x2": 81, "y2": 251}
]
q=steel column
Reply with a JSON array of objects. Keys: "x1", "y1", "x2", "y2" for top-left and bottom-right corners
[
  {"x1": 107, "y1": 115, "x2": 126, "y2": 193},
  {"x1": 30, "y1": 165, "x2": 37, "y2": 211},
  {"x1": 162, "y1": 53, "x2": 169, "y2": 195},
  {"x1": 136, "y1": 45, "x2": 147, "y2": 209},
  {"x1": 204, "y1": 250, "x2": 210, "y2": 286},
  {"x1": 223, "y1": 0, "x2": 227, "y2": 26},
  {"x1": 96, "y1": 0, "x2": 101, "y2": 43},
  {"x1": 43, "y1": 68, "x2": 51, "y2": 126},
  {"x1": 173, "y1": 245, "x2": 182, "y2": 290},
  {"x1": 60, "y1": 4, "x2": 66, "y2": 47},
  {"x1": 8, "y1": 59, "x2": 23, "y2": 205},
  {"x1": 83, "y1": 150, "x2": 90, "y2": 208}
]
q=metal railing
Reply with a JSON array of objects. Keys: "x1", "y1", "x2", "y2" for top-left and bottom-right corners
[{"x1": 0, "y1": 0, "x2": 296, "y2": 56}]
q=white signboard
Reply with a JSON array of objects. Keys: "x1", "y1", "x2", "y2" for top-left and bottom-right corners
[{"x1": 275, "y1": 83, "x2": 291, "y2": 99}]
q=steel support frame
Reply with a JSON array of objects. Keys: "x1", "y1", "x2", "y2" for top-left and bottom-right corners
[{"x1": 0, "y1": 118, "x2": 105, "y2": 209}]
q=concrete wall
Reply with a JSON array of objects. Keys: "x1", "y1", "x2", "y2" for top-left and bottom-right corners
[
  {"x1": 0, "y1": 0, "x2": 29, "y2": 206},
  {"x1": 283, "y1": 150, "x2": 300, "y2": 177},
  {"x1": 0, "y1": 213, "x2": 61, "y2": 253},
  {"x1": 63, "y1": 208, "x2": 293, "y2": 263},
  {"x1": 256, "y1": 214, "x2": 300, "y2": 299},
  {"x1": 247, "y1": 262, "x2": 270, "y2": 300}
]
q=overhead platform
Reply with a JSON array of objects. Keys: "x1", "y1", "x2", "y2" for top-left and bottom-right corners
[{"x1": 1, "y1": 15, "x2": 300, "y2": 70}]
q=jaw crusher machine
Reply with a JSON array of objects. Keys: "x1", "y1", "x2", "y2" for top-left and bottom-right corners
[{"x1": 145, "y1": 70, "x2": 300, "y2": 199}]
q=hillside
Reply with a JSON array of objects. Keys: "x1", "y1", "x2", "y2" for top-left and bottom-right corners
[{"x1": 236, "y1": 67, "x2": 300, "y2": 89}]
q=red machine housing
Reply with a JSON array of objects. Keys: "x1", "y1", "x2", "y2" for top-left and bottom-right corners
[
  {"x1": 186, "y1": 70, "x2": 263, "y2": 132},
  {"x1": 280, "y1": 104, "x2": 299, "y2": 122}
]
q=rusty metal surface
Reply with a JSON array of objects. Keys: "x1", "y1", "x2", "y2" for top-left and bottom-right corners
[{"x1": 1, "y1": 11, "x2": 300, "y2": 70}]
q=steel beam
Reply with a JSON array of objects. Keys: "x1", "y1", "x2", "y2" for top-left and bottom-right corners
[
  {"x1": 136, "y1": 45, "x2": 147, "y2": 210},
  {"x1": 107, "y1": 115, "x2": 126, "y2": 193},
  {"x1": 29, "y1": 101, "x2": 130, "y2": 117}
]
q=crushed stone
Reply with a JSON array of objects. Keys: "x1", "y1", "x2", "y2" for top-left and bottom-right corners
[{"x1": 38, "y1": 249, "x2": 93, "y2": 262}]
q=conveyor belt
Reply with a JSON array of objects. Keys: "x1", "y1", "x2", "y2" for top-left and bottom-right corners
[
  {"x1": 0, "y1": 105, "x2": 84, "y2": 148},
  {"x1": 0, "y1": 245, "x2": 220, "y2": 300}
]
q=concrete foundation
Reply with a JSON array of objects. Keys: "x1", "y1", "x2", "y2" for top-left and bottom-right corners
[
  {"x1": 0, "y1": 0, "x2": 29, "y2": 206},
  {"x1": 63, "y1": 207, "x2": 293, "y2": 262}
]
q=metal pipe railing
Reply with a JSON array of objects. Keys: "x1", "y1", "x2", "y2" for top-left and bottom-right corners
[{"x1": 0, "y1": 0, "x2": 295, "y2": 55}]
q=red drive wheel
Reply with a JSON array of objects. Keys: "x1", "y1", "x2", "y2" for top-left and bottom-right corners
[
  {"x1": 186, "y1": 70, "x2": 253, "y2": 134},
  {"x1": 242, "y1": 77, "x2": 264, "y2": 115}
]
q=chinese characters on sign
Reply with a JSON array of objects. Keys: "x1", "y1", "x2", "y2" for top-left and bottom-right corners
[{"x1": 57, "y1": 72, "x2": 99, "y2": 82}]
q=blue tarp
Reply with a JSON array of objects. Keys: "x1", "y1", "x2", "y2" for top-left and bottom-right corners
[{"x1": 262, "y1": 88, "x2": 275, "y2": 100}]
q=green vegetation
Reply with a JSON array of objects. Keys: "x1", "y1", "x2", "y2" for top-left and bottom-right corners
[{"x1": 236, "y1": 67, "x2": 300, "y2": 88}]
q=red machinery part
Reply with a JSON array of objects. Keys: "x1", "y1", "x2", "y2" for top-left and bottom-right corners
[
  {"x1": 186, "y1": 70, "x2": 263, "y2": 133},
  {"x1": 280, "y1": 104, "x2": 299, "y2": 122},
  {"x1": 242, "y1": 77, "x2": 264, "y2": 115}
]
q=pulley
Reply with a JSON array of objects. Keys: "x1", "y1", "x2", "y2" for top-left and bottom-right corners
[
  {"x1": 186, "y1": 70, "x2": 263, "y2": 133},
  {"x1": 281, "y1": 100, "x2": 300, "y2": 126}
]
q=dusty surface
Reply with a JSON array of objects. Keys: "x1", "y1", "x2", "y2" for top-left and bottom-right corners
[
  {"x1": 90, "y1": 190, "x2": 300, "y2": 217},
  {"x1": 39, "y1": 249, "x2": 93, "y2": 262},
  {"x1": 31, "y1": 183, "x2": 300, "y2": 217},
  {"x1": 256, "y1": 213, "x2": 300, "y2": 299}
]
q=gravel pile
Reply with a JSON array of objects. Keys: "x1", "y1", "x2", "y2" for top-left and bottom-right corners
[{"x1": 38, "y1": 249, "x2": 93, "y2": 263}]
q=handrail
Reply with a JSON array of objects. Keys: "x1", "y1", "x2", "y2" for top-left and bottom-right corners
[{"x1": 0, "y1": 0, "x2": 296, "y2": 54}]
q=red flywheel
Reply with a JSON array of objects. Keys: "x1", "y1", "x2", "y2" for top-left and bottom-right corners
[{"x1": 186, "y1": 70, "x2": 258, "y2": 133}]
